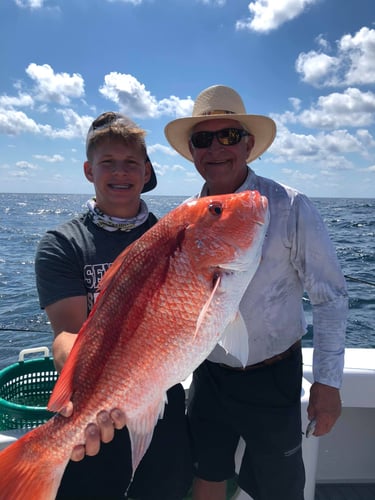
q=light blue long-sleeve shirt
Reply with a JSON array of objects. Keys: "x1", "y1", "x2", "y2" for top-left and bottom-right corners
[{"x1": 201, "y1": 168, "x2": 348, "y2": 388}]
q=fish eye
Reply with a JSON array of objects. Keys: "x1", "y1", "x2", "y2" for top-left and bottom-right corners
[{"x1": 208, "y1": 202, "x2": 223, "y2": 216}]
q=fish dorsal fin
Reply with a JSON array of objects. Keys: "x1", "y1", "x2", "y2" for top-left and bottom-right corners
[
  {"x1": 126, "y1": 394, "x2": 167, "y2": 475},
  {"x1": 218, "y1": 311, "x2": 249, "y2": 367},
  {"x1": 194, "y1": 275, "x2": 221, "y2": 338},
  {"x1": 48, "y1": 365, "x2": 73, "y2": 413}
]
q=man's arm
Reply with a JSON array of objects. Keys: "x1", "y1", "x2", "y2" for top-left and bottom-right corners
[
  {"x1": 291, "y1": 195, "x2": 347, "y2": 437},
  {"x1": 307, "y1": 382, "x2": 341, "y2": 436}
]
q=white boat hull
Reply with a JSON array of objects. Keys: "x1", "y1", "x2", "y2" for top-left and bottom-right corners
[
  {"x1": 232, "y1": 348, "x2": 375, "y2": 499},
  {"x1": 1, "y1": 348, "x2": 374, "y2": 499}
]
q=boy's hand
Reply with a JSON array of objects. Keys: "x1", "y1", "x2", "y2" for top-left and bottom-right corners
[{"x1": 59, "y1": 405, "x2": 127, "y2": 461}]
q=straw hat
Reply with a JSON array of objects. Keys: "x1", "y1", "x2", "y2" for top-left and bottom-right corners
[{"x1": 164, "y1": 85, "x2": 276, "y2": 163}]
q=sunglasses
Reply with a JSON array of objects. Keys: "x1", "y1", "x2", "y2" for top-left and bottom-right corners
[{"x1": 190, "y1": 128, "x2": 250, "y2": 148}]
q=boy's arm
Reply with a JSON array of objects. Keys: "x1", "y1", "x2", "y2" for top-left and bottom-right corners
[
  {"x1": 46, "y1": 295, "x2": 126, "y2": 460},
  {"x1": 46, "y1": 295, "x2": 87, "y2": 373}
]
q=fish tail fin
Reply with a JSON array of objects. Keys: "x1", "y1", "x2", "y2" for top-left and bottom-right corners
[{"x1": 0, "y1": 429, "x2": 65, "y2": 500}]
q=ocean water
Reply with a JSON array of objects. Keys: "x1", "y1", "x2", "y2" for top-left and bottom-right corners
[{"x1": 0, "y1": 193, "x2": 374, "y2": 371}]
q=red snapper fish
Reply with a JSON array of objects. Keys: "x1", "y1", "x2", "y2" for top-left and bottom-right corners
[{"x1": 0, "y1": 190, "x2": 269, "y2": 500}]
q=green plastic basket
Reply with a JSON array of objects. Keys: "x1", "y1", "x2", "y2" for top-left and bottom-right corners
[{"x1": 0, "y1": 347, "x2": 58, "y2": 431}]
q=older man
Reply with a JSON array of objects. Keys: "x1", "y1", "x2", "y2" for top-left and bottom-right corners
[{"x1": 164, "y1": 85, "x2": 348, "y2": 500}]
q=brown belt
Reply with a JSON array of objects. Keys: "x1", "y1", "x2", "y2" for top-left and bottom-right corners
[{"x1": 218, "y1": 340, "x2": 301, "y2": 371}]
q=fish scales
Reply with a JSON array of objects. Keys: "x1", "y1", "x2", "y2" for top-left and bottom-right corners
[{"x1": 0, "y1": 190, "x2": 269, "y2": 500}]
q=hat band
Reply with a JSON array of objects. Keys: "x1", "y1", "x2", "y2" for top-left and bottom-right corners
[{"x1": 199, "y1": 109, "x2": 236, "y2": 116}]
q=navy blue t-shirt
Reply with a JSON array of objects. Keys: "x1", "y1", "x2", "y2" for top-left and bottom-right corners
[{"x1": 35, "y1": 211, "x2": 158, "y2": 312}]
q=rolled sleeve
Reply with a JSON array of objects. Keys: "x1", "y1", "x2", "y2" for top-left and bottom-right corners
[
  {"x1": 35, "y1": 231, "x2": 86, "y2": 309},
  {"x1": 289, "y1": 194, "x2": 348, "y2": 388}
]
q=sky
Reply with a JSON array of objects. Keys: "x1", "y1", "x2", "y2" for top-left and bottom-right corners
[{"x1": 0, "y1": 0, "x2": 374, "y2": 198}]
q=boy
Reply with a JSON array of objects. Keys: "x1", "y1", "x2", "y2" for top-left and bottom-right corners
[{"x1": 35, "y1": 112, "x2": 192, "y2": 500}]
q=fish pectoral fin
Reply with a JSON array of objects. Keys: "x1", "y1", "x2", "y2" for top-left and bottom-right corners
[
  {"x1": 194, "y1": 275, "x2": 222, "y2": 338},
  {"x1": 126, "y1": 395, "x2": 167, "y2": 474},
  {"x1": 218, "y1": 312, "x2": 249, "y2": 367},
  {"x1": 159, "y1": 391, "x2": 168, "y2": 419}
]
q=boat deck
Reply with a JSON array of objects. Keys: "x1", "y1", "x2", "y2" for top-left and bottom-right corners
[
  {"x1": 315, "y1": 483, "x2": 375, "y2": 500},
  {"x1": 185, "y1": 480, "x2": 375, "y2": 499}
]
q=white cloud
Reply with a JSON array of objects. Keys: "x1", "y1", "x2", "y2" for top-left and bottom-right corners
[
  {"x1": 271, "y1": 129, "x2": 321, "y2": 162},
  {"x1": 26, "y1": 63, "x2": 85, "y2": 105},
  {"x1": 318, "y1": 129, "x2": 363, "y2": 154},
  {"x1": 236, "y1": 0, "x2": 317, "y2": 33},
  {"x1": 14, "y1": 0, "x2": 61, "y2": 14},
  {"x1": 15, "y1": 160, "x2": 37, "y2": 170},
  {"x1": 0, "y1": 109, "x2": 41, "y2": 135},
  {"x1": 277, "y1": 88, "x2": 375, "y2": 130},
  {"x1": 106, "y1": 0, "x2": 143, "y2": 4},
  {"x1": 198, "y1": 0, "x2": 226, "y2": 6},
  {"x1": 14, "y1": 0, "x2": 45, "y2": 8},
  {"x1": 33, "y1": 154, "x2": 64, "y2": 163},
  {"x1": 186, "y1": 171, "x2": 198, "y2": 180},
  {"x1": 157, "y1": 95, "x2": 194, "y2": 118},
  {"x1": 0, "y1": 93, "x2": 34, "y2": 109},
  {"x1": 99, "y1": 73, "x2": 159, "y2": 117},
  {"x1": 10, "y1": 170, "x2": 33, "y2": 179},
  {"x1": 0, "y1": 105, "x2": 92, "y2": 140},
  {"x1": 148, "y1": 144, "x2": 179, "y2": 156},
  {"x1": 295, "y1": 52, "x2": 340, "y2": 86},
  {"x1": 170, "y1": 164, "x2": 186, "y2": 172},
  {"x1": 299, "y1": 88, "x2": 375, "y2": 129},
  {"x1": 99, "y1": 72, "x2": 194, "y2": 118},
  {"x1": 296, "y1": 27, "x2": 375, "y2": 87},
  {"x1": 50, "y1": 109, "x2": 93, "y2": 140},
  {"x1": 281, "y1": 168, "x2": 316, "y2": 180},
  {"x1": 270, "y1": 119, "x2": 372, "y2": 170},
  {"x1": 269, "y1": 83, "x2": 375, "y2": 171},
  {"x1": 315, "y1": 34, "x2": 331, "y2": 51},
  {"x1": 340, "y1": 27, "x2": 375, "y2": 85},
  {"x1": 0, "y1": 67, "x2": 193, "y2": 143},
  {"x1": 289, "y1": 98, "x2": 302, "y2": 112},
  {"x1": 355, "y1": 129, "x2": 375, "y2": 152},
  {"x1": 152, "y1": 161, "x2": 190, "y2": 179}
]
